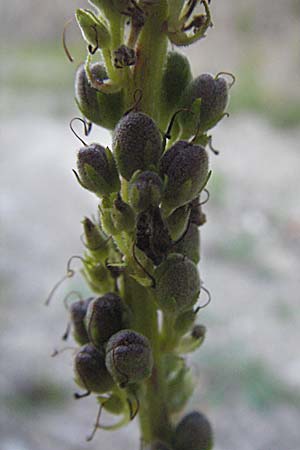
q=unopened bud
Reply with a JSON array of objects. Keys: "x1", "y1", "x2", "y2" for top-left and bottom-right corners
[
  {"x1": 173, "y1": 411, "x2": 213, "y2": 450},
  {"x1": 74, "y1": 343, "x2": 114, "y2": 394},
  {"x1": 70, "y1": 297, "x2": 93, "y2": 345},
  {"x1": 86, "y1": 293, "x2": 125, "y2": 347},
  {"x1": 155, "y1": 253, "x2": 200, "y2": 314},
  {"x1": 105, "y1": 329, "x2": 153, "y2": 387},
  {"x1": 159, "y1": 141, "x2": 209, "y2": 215},
  {"x1": 179, "y1": 73, "x2": 229, "y2": 137},
  {"x1": 75, "y1": 63, "x2": 124, "y2": 130},
  {"x1": 161, "y1": 51, "x2": 192, "y2": 115},
  {"x1": 76, "y1": 144, "x2": 120, "y2": 197},
  {"x1": 113, "y1": 112, "x2": 162, "y2": 181}
]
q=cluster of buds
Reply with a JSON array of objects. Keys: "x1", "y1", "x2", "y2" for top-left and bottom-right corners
[{"x1": 50, "y1": 0, "x2": 234, "y2": 447}]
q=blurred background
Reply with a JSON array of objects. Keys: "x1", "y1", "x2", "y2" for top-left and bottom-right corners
[{"x1": 1, "y1": 1, "x2": 300, "y2": 449}]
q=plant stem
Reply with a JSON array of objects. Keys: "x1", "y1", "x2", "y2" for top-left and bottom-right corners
[
  {"x1": 134, "y1": 1, "x2": 168, "y2": 121},
  {"x1": 123, "y1": 275, "x2": 172, "y2": 444}
]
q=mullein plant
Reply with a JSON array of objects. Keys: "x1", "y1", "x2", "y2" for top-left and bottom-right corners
[{"x1": 49, "y1": 0, "x2": 235, "y2": 448}]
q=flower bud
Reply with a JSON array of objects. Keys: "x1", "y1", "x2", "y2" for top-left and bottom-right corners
[
  {"x1": 113, "y1": 112, "x2": 162, "y2": 181},
  {"x1": 86, "y1": 293, "x2": 125, "y2": 347},
  {"x1": 179, "y1": 73, "x2": 229, "y2": 137},
  {"x1": 82, "y1": 217, "x2": 109, "y2": 261},
  {"x1": 128, "y1": 171, "x2": 163, "y2": 212},
  {"x1": 173, "y1": 224, "x2": 200, "y2": 264},
  {"x1": 159, "y1": 141, "x2": 209, "y2": 215},
  {"x1": 173, "y1": 411, "x2": 213, "y2": 450},
  {"x1": 161, "y1": 51, "x2": 192, "y2": 115},
  {"x1": 75, "y1": 63, "x2": 124, "y2": 130},
  {"x1": 70, "y1": 297, "x2": 93, "y2": 345},
  {"x1": 155, "y1": 254, "x2": 200, "y2": 313},
  {"x1": 76, "y1": 144, "x2": 120, "y2": 196},
  {"x1": 74, "y1": 343, "x2": 114, "y2": 394},
  {"x1": 165, "y1": 204, "x2": 191, "y2": 241},
  {"x1": 76, "y1": 9, "x2": 111, "y2": 49},
  {"x1": 105, "y1": 329, "x2": 153, "y2": 387}
]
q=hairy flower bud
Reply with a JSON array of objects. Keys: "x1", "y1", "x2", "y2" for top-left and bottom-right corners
[
  {"x1": 70, "y1": 297, "x2": 93, "y2": 345},
  {"x1": 76, "y1": 144, "x2": 120, "y2": 196},
  {"x1": 161, "y1": 51, "x2": 192, "y2": 115},
  {"x1": 105, "y1": 329, "x2": 153, "y2": 387},
  {"x1": 76, "y1": 9, "x2": 111, "y2": 49},
  {"x1": 74, "y1": 343, "x2": 114, "y2": 393},
  {"x1": 155, "y1": 253, "x2": 200, "y2": 313},
  {"x1": 75, "y1": 63, "x2": 124, "y2": 129},
  {"x1": 128, "y1": 171, "x2": 163, "y2": 212},
  {"x1": 86, "y1": 293, "x2": 125, "y2": 347},
  {"x1": 113, "y1": 112, "x2": 162, "y2": 181},
  {"x1": 173, "y1": 224, "x2": 200, "y2": 264},
  {"x1": 173, "y1": 411, "x2": 213, "y2": 450},
  {"x1": 179, "y1": 73, "x2": 229, "y2": 137},
  {"x1": 159, "y1": 141, "x2": 209, "y2": 215}
]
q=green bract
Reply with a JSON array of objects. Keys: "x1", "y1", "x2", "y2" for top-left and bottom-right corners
[
  {"x1": 128, "y1": 171, "x2": 163, "y2": 212},
  {"x1": 113, "y1": 112, "x2": 163, "y2": 181},
  {"x1": 83, "y1": 260, "x2": 114, "y2": 294},
  {"x1": 82, "y1": 217, "x2": 109, "y2": 261},
  {"x1": 179, "y1": 73, "x2": 229, "y2": 138},
  {"x1": 76, "y1": 9, "x2": 111, "y2": 49},
  {"x1": 159, "y1": 141, "x2": 209, "y2": 216},
  {"x1": 173, "y1": 223, "x2": 200, "y2": 264},
  {"x1": 166, "y1": 204, "x2": 191, "y2": 241},
  {"x1": 86, "y1": 293, "x2": 125, "y2": 347},
  {"x1": 111, "y1": 195, "x2": 135, "y2": 233},
  {"x1": 105, "y1": 329, "x2": 153, "y2": 387},
  {"x1": 75, "y1": 63, "x2": 124, "y2": 129},
  {"x1": 76, "y1": 144, "x2": 120, "y2": 196},
  {"x1": 155, "y1": 253, "x2": 200, "y2": 313},
  {"x1": 173, "y1": 411, "x2": 213, "y2": 450},
  {"x1": 74, "y1": 343, "x2": 114, "y2": 393}
]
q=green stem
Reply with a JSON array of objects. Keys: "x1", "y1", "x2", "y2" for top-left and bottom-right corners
[
  {"x1": 123, "y1": 275, "x2": 172, "y2": 445},
  {"x1": 133, "y1": 1, "x2": 169, "y2": 121}
]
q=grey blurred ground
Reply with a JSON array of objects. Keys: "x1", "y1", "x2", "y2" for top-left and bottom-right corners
[{"x1": 1, "y1": 1, "x2": 300, "y2": 450}]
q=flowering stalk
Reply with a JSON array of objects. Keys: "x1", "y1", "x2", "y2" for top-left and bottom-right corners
[{"x1": 51, "y1": 1, "x2": 234, "y2": 448}]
